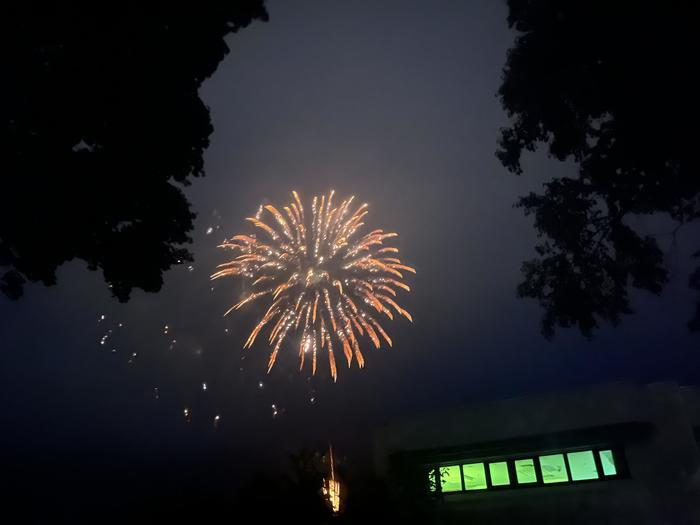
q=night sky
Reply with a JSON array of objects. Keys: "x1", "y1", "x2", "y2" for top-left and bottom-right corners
[{"x1": 2, "y1": 0, "x2": 699, "y2": 501}]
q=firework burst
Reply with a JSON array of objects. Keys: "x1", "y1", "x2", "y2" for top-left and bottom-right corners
[{"x1": 212, "y1": 190, "x2": 415, "y2": 381}]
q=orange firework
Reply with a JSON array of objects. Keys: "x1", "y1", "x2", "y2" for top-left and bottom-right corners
[{"x1": 212, "y1": 190, "x2": 415, "y2": 381}]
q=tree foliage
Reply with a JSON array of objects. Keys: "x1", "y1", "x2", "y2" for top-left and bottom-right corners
[
  {"x1": 497, "y1": 0, "x2": 699, "y2": 336},
  {"x1": 1, "y1": 2, "x2": 268, "y2": 301}
]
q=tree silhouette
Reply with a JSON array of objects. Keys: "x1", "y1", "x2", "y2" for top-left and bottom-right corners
[
  {"x1": 497, "y1": 0, "x2": 699, "y2": 337},
  {"x1": 1, "y1": 2, "x2": 268, "y2": 301},
  {"x1": 234, "y1": 448, "x2": 332, "y2": 523},
  {"x1": 233, "y1": 447, "x2": 439, "y2": 524}
]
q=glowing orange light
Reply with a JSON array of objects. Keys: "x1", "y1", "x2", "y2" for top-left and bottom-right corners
[
  {"x1": 213, "y1": 191, "x2": 414, "y2": 381},
  {"x1": 322, "y1": 444, "x2": 341, "y2": 514}
]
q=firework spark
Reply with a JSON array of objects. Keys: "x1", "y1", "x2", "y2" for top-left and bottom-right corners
[
  {"x1": 212, "y1": 190, "x2": 415, "y2": 381},
  {"x1": 323, "y1": 444, "x2": 341, "y2": 514}
]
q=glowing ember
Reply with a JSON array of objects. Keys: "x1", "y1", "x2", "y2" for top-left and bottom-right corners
[{"x1": 322, "y1": 444, "x2": 341, "y2": 514}]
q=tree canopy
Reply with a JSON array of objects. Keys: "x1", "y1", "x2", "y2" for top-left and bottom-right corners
[
  {"x1": 1, "y1": 2, "x2": 268, "y2": 301},
  {"x1": 497, "y1": 0, "x2": 699, "y2": 337}
]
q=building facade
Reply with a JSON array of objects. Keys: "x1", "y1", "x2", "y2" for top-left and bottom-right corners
[{"x1": 374, "y1": 382, "x2": 700, "y2": 524}]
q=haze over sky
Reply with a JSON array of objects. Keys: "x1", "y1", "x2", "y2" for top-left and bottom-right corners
[{"x1": 2, "y1": 0, "x2": 698, "y2": 488}]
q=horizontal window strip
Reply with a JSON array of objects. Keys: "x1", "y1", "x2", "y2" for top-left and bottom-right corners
[{"x1": 429, "y1": 447, "x2": 621, "y2": 495}]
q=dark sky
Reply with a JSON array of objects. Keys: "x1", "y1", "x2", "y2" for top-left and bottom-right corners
[{"x1": 1, "y1": 0, "x2": 699, "y2": 494}]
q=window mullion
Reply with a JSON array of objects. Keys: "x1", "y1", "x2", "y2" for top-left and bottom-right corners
[
  {"x1": 592, "y1": 448, "x2": 605, "y2": 478},
  {"x1": 563, "y1": 452, "x2": 573, "y2": 482}
]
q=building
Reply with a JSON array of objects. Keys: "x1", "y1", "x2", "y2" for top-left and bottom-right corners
[{"x1": 374, "y1": 382, "x2": 700, "y2": 524}]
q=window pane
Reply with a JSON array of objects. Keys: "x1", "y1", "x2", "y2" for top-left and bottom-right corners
[
  {"x1": 599, "y1": 450, "x2": 617, "y2": 476},
  {"x1": 539, "y1": 454, "x2": 569, "y2": 484},
  {"x1": 439, "y1": 466, "x2": 462, "y2": 492},
  {"x1": 489, "y1": 462, "x2": 510, "y2": 486},
  {"x1": 567, "y1": 451, "x2": 599, "y2": 481},
  {"x1": 515, "y1": 459, "x2": 537, "y2": 483},
  {"x1": 462, "y1": 463, "x2": 487, "y2": 490},
  {"x1": 428, "y1": 468, "x2": 438, "y2": 492}
]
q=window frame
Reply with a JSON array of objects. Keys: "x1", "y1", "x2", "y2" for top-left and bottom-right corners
[{"x1": 427, "y1": 445, "x2": 627, "y2": 496}]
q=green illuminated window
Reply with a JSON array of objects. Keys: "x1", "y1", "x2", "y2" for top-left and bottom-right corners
[
  {"x1": 439, "y1": 466, "x2": 462, "y2": 492},
  {"x1": 427, "y1": 445, "x2": 620, "y2": 494},
  {"x1": 462, "y1": 463, "x2": 487, "y2": 490},
  {"x1": 567, "y1": 451, "x2": 599, "y2": 481},
  {"x1": 539, "y1": 454, "x2": 568, "y2": 484},
  {"x1": 489, "y1": 462, "x2": 510, "y2": 486},
  {"x1": 515, "y1": 459, "x2": 537, "y2": 484},
  {"x1": 599, "y1": 450, "x2": 617, "y2": 476}
]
